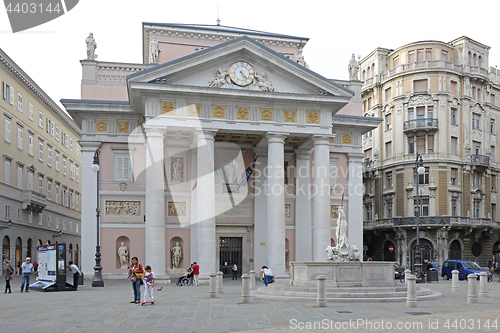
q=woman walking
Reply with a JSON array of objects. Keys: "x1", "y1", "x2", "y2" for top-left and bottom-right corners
[
  {"x1": 1, "y1": 259, "x2": 14, "y2": 293},
  {"x1": 128, "y1": 257, "x2": 144, "y2": 304}
]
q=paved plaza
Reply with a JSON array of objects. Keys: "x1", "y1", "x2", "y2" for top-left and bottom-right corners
[{"x1": 0, "y1": 275, "x2": 500, "y2": 333}]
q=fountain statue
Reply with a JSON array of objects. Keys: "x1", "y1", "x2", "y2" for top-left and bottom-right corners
[{"x1": 325, "y1": 205, "x2": 361, "y2": 262}]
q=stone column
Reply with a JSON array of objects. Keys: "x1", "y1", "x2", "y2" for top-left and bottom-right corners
[
  {"x1": 347, "y1": 153, "x2": 365, "y2": 255},
  {"x1": 294, "y1": 149, "x2": 312, "y2": 261},
  {"x1": 145, "y1": 126, "x2": 167, "y2": 277},
  {"x1": 312, "y1": 135, "x2": 331, "y2": 262},
  {"x1": 79, "y1": 141, "x2": 101, "y2": 278},
  {"x1": 252, "y1": 148, "x2": 268, "y2": 271},
  {"x1": 190, "y1": 146, "x2": 197, "y2": 264},
  {"x1": 196, "y1": 130, "x2": 217, "y2": 276},
  {"x1": 266, "y1": 133, "x2": 287, "y2": 275}
]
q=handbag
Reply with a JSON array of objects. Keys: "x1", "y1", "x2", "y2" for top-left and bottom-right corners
[
  {"x1": 127, "y1": 272, "x2": 137, "y2": 282},
  {"x1": 9, "y1": 275, "x2": 13, "y2": 281}
]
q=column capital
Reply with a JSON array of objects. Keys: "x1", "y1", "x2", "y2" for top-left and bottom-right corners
[
  {"x1": 253, "y1": 148, "x2": 268, "y2": 157},
  {"x1": 143, "y1": 125, "x2": 166, "y2": 138},
  {"x1": 78, "y1": 141, "x2": 102, "y2": 152},
  {"x1": 195, "y1": 129, "x2": 217, "y2": 141},
  {"x1": 294, "y1": 149, "x2": 312, "y2": 160},
  {"x1": 267, "y1": 132, "x2": 289, "y2": 144},
  {"x1": 347, "y1": 152, "x2": 365, "y2": 162},
  {"x1": 312, "y1": 134, "x2": 334, "y2": 145}
]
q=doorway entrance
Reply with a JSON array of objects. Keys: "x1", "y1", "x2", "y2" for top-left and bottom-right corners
[
  {"x1": 449, "y1": 240, "x2": 462, "y2": 260},
  {"x1": 219, "y1": 237, "x2": 242, "y2": 278}
]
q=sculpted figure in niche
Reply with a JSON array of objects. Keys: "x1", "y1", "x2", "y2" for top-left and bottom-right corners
[
  {"x1": 151, "y1": 37, "x2": 161, "y2": 63},
  {"x1": 336, "y1": 205, "x2": 350, "y2": 250},
  {"x1": 348, "y1": 54, "x2": 359, "y2": 81},
  {"x1": 117, "y1": 242, "x2": 129, "y2": 269},
  {"x1": 86, "y1": 33, "x2": 98, "y2": 60},
  {"x1": 171, "y1": 242, "x2": 182, "y2": 269},
  {"x1": 172, "y1": 158, "x2": 183, "y2": 182}
]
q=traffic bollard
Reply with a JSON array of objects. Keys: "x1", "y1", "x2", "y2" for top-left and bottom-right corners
[
  {"x1": 467, "y1": 273, "x2": 478, "y2": 303},
  {"x1": 316, "y1": 275, "x2": 327, "y2": 307},
  {"x1": 406, "y1": 274, "x2": 417, "y2": 308},
  {"x1": 216, "y1": 271, "x2": 223, "y2": 294},
  {"x1": 209, "y1": 273, "x2": 217, "y2": 298},
  {"x1": 451, "y1": 270, "x2": 459, "y2": 293},
  {"x1": 249, "y1": 270, "x2": 256, "y2": 290},
  {"x1": 241, "y1": 274, "x2": 250, "y2": 304},
  {"x1": 479, "y1": 271, "x2": 488, "y2": 298}
]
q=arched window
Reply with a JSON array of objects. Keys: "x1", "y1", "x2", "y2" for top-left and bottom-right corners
[
  {"x1": 473, "y1": 53, "x2": 477, "y2": 67},
  {"x1": 15, "y1": 237, "x2": 22, "y2": 273},
  {"x1": 2, "y1": 236, "x2": 10, "y2": 261},
  {"x1": 478, "y1": 56, "x2": 482, "y2": 68},
  {"x1": 362, "y1": 70, "x2": 366, "y2": 81},
  {"x1": 371, "y1": 63, "x2": 375, "y2": 77},
  {"x1": 27, "y1": 238, "x2": 32, "y2": 259},
  {"x1": 468, "y1": 51, "x2": 472, "y2": 66},
  {"x1": 75, "y1": 244, "x2": 79, "y2": 267},
  {"x1": 367, "y1": 66, "x2": 371, "y2": 79}
]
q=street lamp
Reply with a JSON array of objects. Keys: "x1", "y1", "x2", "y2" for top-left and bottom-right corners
[
  {"x1": 91, "y1": 149, "x2": 104, "y2": 287},
  {"x1": 414, "y1": 153, "x2": 425, "y2": 272}
]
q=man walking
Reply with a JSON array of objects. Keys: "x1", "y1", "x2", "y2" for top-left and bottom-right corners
[
  {"x1": 20, "y1": 257, "x2": 33, "y2": 292},
  {"x1": 192, "y1": 262, "x2": 200, "y2": 286},
  {"x1": 69, "y1": 261, "x2": 82, "y2": 290}
]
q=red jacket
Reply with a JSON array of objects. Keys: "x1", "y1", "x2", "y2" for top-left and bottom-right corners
[{"x1": 192, "y1": 264, "x2": 199, "y2": 275}]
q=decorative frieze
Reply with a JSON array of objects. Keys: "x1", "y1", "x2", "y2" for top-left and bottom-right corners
[
  {"x1": 306, "y1": 111, "x2": 319, "y2": 124},
  {"x1": 330, "y1": 205, "x2": 340, "y2": 219},
  {"x1": 260, "y1": 108, "x2": 273, "y2": 121},
  {"x1": 96, "y1": 120, "x2": 107, "y2": 133},
  {"x1": 283, "y1": 109, "x2": 297, "y2": 123},
  {"x1": 161, "y1": 102, "x2": 176, "y2": 115},
  {"x1": 187, "y1": 103, "x2": 201, "y2": 117},
  {"x1": 117, "y1": 121, "x2": 129, "y2": 133},
  {"x1": 212, "y1": 105, "x2": 226, "y2": 118},
  {"x1": 285, "y1": 204, "x2": 291, "y2": 218},
  {"x1": 105, "y1": 201, "x2": 141, "y2": 216},
  {"x1": 342, "y1": 133, "x2": 352, "y2": 145},
  {"x1": 168, "y1": 201, "x2": 186, "y2": 216},
  {"x1": 236, "y1": 107, "x2": 250, "y2": 120}
]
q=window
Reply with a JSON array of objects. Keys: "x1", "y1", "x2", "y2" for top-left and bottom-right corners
[
  {"x1": 451, "y1": 137, "x2": 458, "y2": 155},
  {"x1": 451, "y1": 108, "x2": 457, "y2": 125},
  {"x1": 4, "y1": 117, "x2": 11, "y2": 143},
  {"x1": 365, "y1": 204, "x2": 372, "y2": 221},
  {"x1": 492, "y1": 175, "x2": 497, "y2": 192},
  {"x1": 28, "y1": 132, "x2": 33, "y2": 156},
  {"x1": 47, "y1": 146, "x2": 52, "y2": 167},
  {"x1": 55, "y1": 125, "x2": 60, "y2": 141},
  {"x1": 386, "y1": 171, "x2": 393, "y2": 188},
  {"x1": 63, "y1": 157, "x2": 67, "y2": 176},
  {"x1": 76, "y1": 193, "x2": 79, "y2": 211},
  {"x1": 491, "y1": 146, "x2": 496, "y2": 162},
  {"x1": 17, "y1": 208, "x2": 21, "y2": 221},
  {"x1": 17, "y1": 125, "x2": 23, "y2": 150},
  {"x1": 441, "y1": 50, "x2": 448, "y2": 61},
  {"x1": 63, "y1": 188, "x2": 69, "y2": 207},
  {"x1": 416, "y1": 49, "x2": 424, "y2": 62},
  {"x1": 55, "y1": 151, "x2": 60, "y2": 171},
  {"x1": 393, "y1": 56, "x2": 399, "y2": 68},
  {"x1": 491, "y1": 119, "x2": 495, "y2": 134},
  {"x1": 414, "y1": 167, "x2": 430, "y2": 184},
  {"x1": 451, "y1": 168, "x2": 458, "y2": 186},
  {"x1": 75, "y1": 165, "x2": 79, "y2": 183},
  {"x1": 46, "y1": 118, "x2": 54, "y2": 136},
  {"x1": 75, "y1": 144, "x2": 79, "y2": 157},
  {"x1": 3, "y1": 81, "x2": 14, "y2": 104},
  {"x1": 70, "y1": 191, "x2": 74, "y2": 209},
  {"x1": 17, "y1": 93, "x2": 23, "y2": 112},
  {"x1": 69, "y1": 161, "x2": 75, "y2": 179},
  {"x1": 47, "y1": 180, "x2": 52, "y2": 200},
  {"x1": 38, "y1": 213, "x2": 42, "y2": 226},
  {"x1": 38, "y1": 175, "x2": 43, "y2": 194},
  {"x1": 414, "y1": 197, "x2": 429, "y2": 216},
  {"x1": 413, "y1": 79, "x2": 427, "y2": 92},
  {"x1": 62, "y1": 132, "x2": 68, "y2": 147},
  {"x1": 115, "y1": 154, "x2": 132, "y2": 181},
  {"x1": 62, "y1": 188, "x2": 67, "y2": 207},
  {"x1": 38, "y1": 110, "x2": 43, "y2": 128},
  {"x1": 55, "y1": 184, "x2": 60, "y2": 203},
  {"x1": 408, "y1": 108, "x2": 414, "y2": 121},
  {"x1": 428, "y1": 135, "x2": 434, "y2": 153},
  {"x1": 27, "y1": 170, "x2": 33, "y2": 191},
  {"x1": 38, "y1": 140, "x2": 43, "y2": 162},
  {"x1": 385, "y1": 87, "x2": 392, "y2": 102},
  {"x1": 408, "y1": 50, "x2": 415, "y2": 63},
  {"x1": 473, "y1": 171, "x2": 482, "y2": 188},
  {"x1": 69, "y1": 137, "x2": 73, "y2": 152},
  {"x1": 55, "y1": 218, "x2": 59, "y2": 230},
  {"x1": 17, "y1": 165, "x2": 22, "y2": 189},
  {"x1": 425, "y1": 48, "x2": 432, "y2": 61},
  {"x1": 47, "y1": 216, "x2": 51, "y2": 228},
  {"x1": 416, "y1": 136, "x2": 425, "y2": 153},
  {"x1": 451, "y1": 81, "x2": 457, "y2": 95},
  {"x1": 451, "y1": 199, "x2": 457, "y2": 217},
  {"x1": 385, "y1": 141, "x2": 392, "y2": 159},
  {"x1": 4, "y1": 205, "x2": 9, "y2": 220},
  {"x1": 385, "y1": 114, "x2": 392, "y2": 130},
  {"x1": 408, "y1": 136, "x2": 414, "y2": 154},
  {"x1": 28, "y1": 102, "x2": 33, "y2": 121},
  {"x1": 386, "y1": 201, "x2": 393, "y2": 218},
  {"x1": 491, "y1": 94, "x2": 495, "y2": 105},
  {"x1": 368, "y1": 97, "x2": 372, "y2": 109},
  {"x1": 473, "y1": 200, "x2": 480, "y2": 218},
  {"x1": 4, "y1": 159, "x2": 11, "y2": 185},
  {"x1": 472, "y1": 113, "x2": 481, "y2": 130}
]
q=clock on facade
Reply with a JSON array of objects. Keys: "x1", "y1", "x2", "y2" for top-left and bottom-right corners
[{"x1": 229, "y1": 61, "x2": 255, "y2": 86}]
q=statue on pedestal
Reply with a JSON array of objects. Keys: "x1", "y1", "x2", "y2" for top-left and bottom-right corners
[
  {"x1": 151, "y1": 37, "x2": 161, "y2": 63},
  {"x1": 326, "y1": 204, "x2": 361, "y2": 262},
  {"x1": 85, "y1": 33, "x2": 98, "y2": 60},
  {"x1": 117, "y1": 242, "x2": 129, "y2": 269},
  {"x1": 348, "y1": 53, "x2": 359, "y2": 81},
  {"x1": 171, "y1": 242, "x2": 182, "y2": 269}
]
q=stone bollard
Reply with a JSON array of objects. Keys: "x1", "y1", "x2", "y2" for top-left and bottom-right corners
[
  {"x1": 249, "y1": 270, "x2": 256, "y2": 290},
  {"x1": 406, "y1": 274, "x2": 417, "y2": 308},
  {"x1": 479, "y1": 272, "x2": 488, "y2": 298},
  {"x1": 216, "y1": 271, "x2": 223, "y2": 294},
  {"x1": 316, "y1": 275, "x2": 327, "y2": 307},
  {"x1": 467, "y1": 273, "x2": 478, "y2": 303},
  {"x1": 241, "y1": 274, "x2": 250, "y2": 304},
  {"x1": 451, "y1": 270, "x2": 459, "y2": 293},
  {"x1": 404, "y1": 269, "x2": 411, "y2": 284},
  {"x1": 209, "y1": 273, "x2": 217, "y2": 298}
]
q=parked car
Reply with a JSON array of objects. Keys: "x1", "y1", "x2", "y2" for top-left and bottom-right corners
[
  {"x1": 395, "y1": 263, "x2": 405, "y2": 279},
  {"x1": 441, "y1": 260, "x2": 490, "y2": 280}
]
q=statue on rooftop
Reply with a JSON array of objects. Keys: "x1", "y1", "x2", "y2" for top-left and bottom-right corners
[
  {"x1": 86, "y1": 33, "x2": 98, "y2": 60},
  {"x1": 348, "y1": 53, "x2": 359, "y2": 81},
  {"x1": 151, "y1": 37, "x2": 161, "y2": 63}
]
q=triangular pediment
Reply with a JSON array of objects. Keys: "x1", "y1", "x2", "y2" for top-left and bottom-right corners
[{"x1": 127, "y1": 36, "x2": 353, "y2": 98}]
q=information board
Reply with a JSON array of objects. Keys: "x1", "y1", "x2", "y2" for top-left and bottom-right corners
[{"x1": 37, "y1": 244, "x2": 57, "y2": 282}]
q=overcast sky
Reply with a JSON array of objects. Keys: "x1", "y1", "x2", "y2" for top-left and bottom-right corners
[{"x1": 1, "y1": 0, "x2": 499, "y2": 112}]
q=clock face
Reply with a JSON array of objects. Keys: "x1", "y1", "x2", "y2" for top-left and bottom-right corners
[{"x1": 229, "y1": 61, "x2": 255, "y2": 86}]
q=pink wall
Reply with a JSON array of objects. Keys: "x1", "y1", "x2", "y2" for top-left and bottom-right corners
[
  {"x1": 166, "y1": 228, "x2": 191, "y2": 270},
  {"x1": 81, "y1": 85, "x2": 128, "y2": 101},
  {"x1": 101, "y1": 228, "x2": 145, "y2": 274}
]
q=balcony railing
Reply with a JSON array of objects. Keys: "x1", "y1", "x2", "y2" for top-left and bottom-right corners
[
  {"x1": 22, "y1": 190, "x2": 46, "y2": 212},
  {"x1": 470, "y1": 154, "x2": 490, "y2": 166},
  {"x1": 364, "y1": 216, "x2": 493, "y2": 229},
  {"x1": 403, "y1": 118, "x2": 439, "y2": 132}
]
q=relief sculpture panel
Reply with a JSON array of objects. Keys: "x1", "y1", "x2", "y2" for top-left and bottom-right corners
[{"x1": 106, "y1": 201, "x2": 141, "y2": 216}]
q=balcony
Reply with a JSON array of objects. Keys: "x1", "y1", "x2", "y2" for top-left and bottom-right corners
[
  {"x1": 470, "y1": 154, "x2": 490, "y2": 167},
  {"x1": 403, "y1": 118, "x2": 438, "y2": 132},
  {"x1": 363, "y1": 216, "x2": 493, "y2": 230},
  {"x1": 22, "y1": 190, "x2": 46, "y2": 212}
]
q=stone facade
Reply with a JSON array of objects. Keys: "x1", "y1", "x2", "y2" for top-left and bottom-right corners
[{"x1": 361, "y1": 36, "x2": 500, "y2": 269}]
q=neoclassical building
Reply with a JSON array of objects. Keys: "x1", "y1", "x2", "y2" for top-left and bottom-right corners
[
  {"x1": 62, "y1": 23, "x2": 379, "y2": 279},
  {"x1": 0, "y1": 48, "x2": 82, "y2": 270},
  {"x1": 360, "y1": 36, "x2": 500, "y2": 269}
]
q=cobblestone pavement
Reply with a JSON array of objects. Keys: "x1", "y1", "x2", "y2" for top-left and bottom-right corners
[{"x1": 0, "y1": 275, "x2": 499, "y2": 333}]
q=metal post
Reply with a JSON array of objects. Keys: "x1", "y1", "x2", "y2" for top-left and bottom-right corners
[
  {"x1": 92, "y1": 149, "x2": 104, "y2": 287},
  {"x1": 414, "y1": 153, "x2": 423, "y2": 273}
]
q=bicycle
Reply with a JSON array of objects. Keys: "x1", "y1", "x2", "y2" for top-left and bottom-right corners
[
  {"x1": 487, "y1": 268, "x2": 500, "y2": 282},
  {"x1": 415, "y1": 270, "x2": 427, "y2": 283}
]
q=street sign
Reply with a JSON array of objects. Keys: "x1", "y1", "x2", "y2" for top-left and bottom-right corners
[{"x1": 389, "y1": 246, "x2": 394, "y2": 252}]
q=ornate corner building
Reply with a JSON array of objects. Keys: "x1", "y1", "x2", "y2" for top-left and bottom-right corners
[{"x1": 360, "y1": 36, "x2": 500, "y2": 269}]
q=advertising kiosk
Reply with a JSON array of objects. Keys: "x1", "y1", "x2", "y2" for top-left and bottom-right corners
[{"x1": 30, "y1": 242, "x2": 75, "y2": 291}]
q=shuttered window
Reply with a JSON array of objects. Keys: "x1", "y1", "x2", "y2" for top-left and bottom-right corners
[{"x1": 115, "y1": 155, "x2": 132, "y2": 181}]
